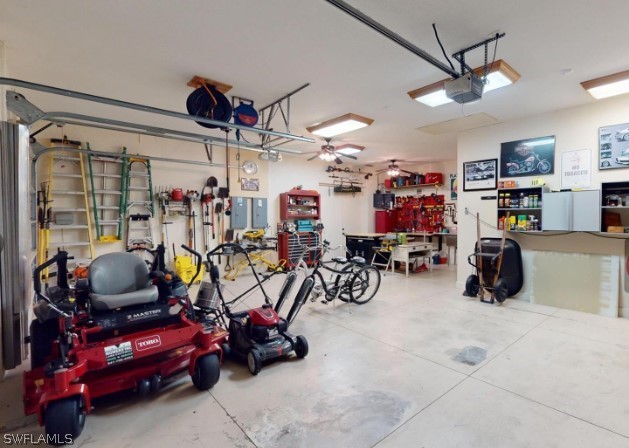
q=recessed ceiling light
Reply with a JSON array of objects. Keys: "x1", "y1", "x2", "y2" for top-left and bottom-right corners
[
  {"x1": 335, "y1": 143, "x2": 365, "y2": 155},
  {"x1": 581, "y1": 70, "x2": 629, "y2": 99},
  {"x1": 306, "y1": 113, "x2": 374, "y2": 137}
]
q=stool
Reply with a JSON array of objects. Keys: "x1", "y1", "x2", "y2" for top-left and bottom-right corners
[{"x1": 370, "y1": 233, "x2": 397, "y2": 275}]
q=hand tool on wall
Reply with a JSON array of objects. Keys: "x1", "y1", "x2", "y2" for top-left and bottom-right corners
[
  {"x1": 213, "y1": 201, "x2": 223, "y2": 264},
  {"x1": 201, "y1": 189, "x2": 212, "y2": 254},
  {"x1": 207, "y1": 176, "x2": 217, "y2": 239},
  {"x1": 185, "y1": 190, "x2": 199, "y2": 249},
  {"x1": 157, "y1": 188, "x2": 172, "y2": 263},
  {"x1": 224, "y1": 228, "x2": 235, "y2": 272}
]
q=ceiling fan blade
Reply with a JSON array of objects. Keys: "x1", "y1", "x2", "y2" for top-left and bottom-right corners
[
  {"x1": 334, "y1": 154, "x2": 343, "y2": 164},
  {"x1": 307, "y1": 154, "x2": 320, "y2": 161},
  {"x1": 338, "y1": 153, "x2": 358, "y2": 160}
]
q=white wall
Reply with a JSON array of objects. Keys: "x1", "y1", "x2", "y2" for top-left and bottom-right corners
[
  {"x1": 457, "y1": 94, "x2": 629, "y2": 315},
  {"x1": 267, "y1": 155, "x2": 375, "y2": 247}
]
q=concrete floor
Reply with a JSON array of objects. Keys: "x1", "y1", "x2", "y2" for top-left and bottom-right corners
[{"x1": 3, "y1": 266, "x2": 629, "y2": 447}]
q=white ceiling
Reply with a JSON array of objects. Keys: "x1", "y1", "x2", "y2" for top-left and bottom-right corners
[{"x1": 2, "y1": 0, "x2": 628, "y2": 166}]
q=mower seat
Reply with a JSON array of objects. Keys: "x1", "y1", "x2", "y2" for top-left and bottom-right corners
[{"x1": 89, "y1": 252, "x2": 159, "y2": 311}]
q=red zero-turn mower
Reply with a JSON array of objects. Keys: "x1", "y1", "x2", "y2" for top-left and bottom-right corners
[
  {"x1": 23, "y1": 244, "x2": 227, "y2": 443},
  {"x1": 199, "y1": 243, "x2": 308, "y2": 375}
]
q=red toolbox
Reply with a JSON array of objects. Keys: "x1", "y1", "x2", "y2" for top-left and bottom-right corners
[{"x1": 425, "y1": 172, "x2": 443, "y2": 184}]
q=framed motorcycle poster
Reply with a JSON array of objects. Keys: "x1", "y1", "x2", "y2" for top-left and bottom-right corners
[
  {"x1": 463, "y1": 158, "x2": 497, "y2": 191},
  {"x1": 499, "y1": 135, "x2": 555, "y2": 178}
]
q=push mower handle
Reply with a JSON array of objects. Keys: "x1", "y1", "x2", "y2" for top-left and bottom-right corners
[
  {"x1": 207, "y1": 242, "x2": 246, "y2": 256},
  {"x1": 33, "y1": 251, "x2": 72, "y2": 294},
  {"x1": 181, "y1": 244, "x2": 203, "y2": 287}
]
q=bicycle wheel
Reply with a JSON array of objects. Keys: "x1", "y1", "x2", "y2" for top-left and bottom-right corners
[
  {"x1": 333, "y1": 264, "x2": 355, "y2": 302},
  {"x1": 349, "y1": 265, "x2": 381, "y2": 304}
]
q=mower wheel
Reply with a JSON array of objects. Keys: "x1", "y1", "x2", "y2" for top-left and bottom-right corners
[
  {"x1": 247, "y1": 348, "x2": 262, "y2": 375},
  {"x1": 494, "y1": 278, "x2": 509, "y2": 303},
  {"x1": 45, "y1": 396, "x2": 86, "y2": 443},
  {"x1": 295, "y1": 335, "x2": 309, "y2": 358},
  {"x1": 221, "y1": 342, "x2": 231, "y2": 358},
  {"x1": 137, "y1": 378, "x2": 151, "y2": 397},
  {"x1": 150, "y1": 374, "x2": 162, "y2": 393},
  {"x1": 465, "y1": 275, "x2": 480, "y2": 297},
  {"x1": 192, "y1": 354, "x2": 221, "y2": 390}
]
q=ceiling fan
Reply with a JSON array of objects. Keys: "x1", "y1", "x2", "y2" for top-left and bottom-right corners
[
  {"x1": 375, "y1": 159, "x2": 415, "y2": 176},
  {"x1": 305, "y1": 138, "x2": 359, "y2": 164}
]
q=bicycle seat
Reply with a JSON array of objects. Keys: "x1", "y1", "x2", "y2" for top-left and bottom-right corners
[
  {"x1": 332, "y1": 256, "x2": 348, "y2": 264},
  {"x1": 351, "y1": 256, "x2": 366, "y2": 265}
]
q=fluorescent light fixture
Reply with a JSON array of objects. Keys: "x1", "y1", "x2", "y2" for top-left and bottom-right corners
[
  {"x1": 581, "y1": 70, "x2": 629, "y2": 99},
  {"x1": 524, "y1": 137, "x2": 555, "y2": 147},
  {"x1": 407, "y1": 80, "x2": 453, "y2": 107},
  {"x1": 477, "y1": 60, "x2": 520, "y2": 92},
  {"x1": 335, "y1": 143, "x2": 365, "y2": 155},
  {"x1": 306, "y1": 113, "x2": 374, "y2": 138},
  {"x1": 408, "y1": 59, "x2": 520, "y2": 107}
]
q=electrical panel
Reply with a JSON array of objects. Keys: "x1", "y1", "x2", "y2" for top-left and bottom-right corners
[
  {"x1": 252, "y1": 197, "x2": 268, "y2": 228},
  {"x1": 230, "y1": 196, "x2": 248, "y2": 229}
]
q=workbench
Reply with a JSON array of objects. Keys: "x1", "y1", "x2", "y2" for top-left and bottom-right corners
[{"x1": 391, "y1": 241, "x2": 433, "y2": 277}]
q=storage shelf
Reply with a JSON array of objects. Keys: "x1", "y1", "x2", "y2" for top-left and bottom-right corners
[
  {"x1": 391, "y1": 182, "x2": 440, "y2": 190},
  {"x1": 596, "y1": 232, "x2": 629, "y2": 238},
  {"x1": 498, "y1": 207, "x2": 541, "y2": 211},
  {"x1": 281, "y1": 190, "x2": 320, "y2": 221},
  {"x1": 602, "y1": 206, "x2": 629, "y2": 209}
]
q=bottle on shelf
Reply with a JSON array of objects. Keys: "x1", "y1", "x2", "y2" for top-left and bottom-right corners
[
  {"x1": 498, "y1": 193, "x2": 505, "y2": 208},
  {"x1": 505, "y1": 192, "x2": 511, "y2": 208},
  {"x1": 519, "y1": 192, "x2": 524, "y2": 209}
]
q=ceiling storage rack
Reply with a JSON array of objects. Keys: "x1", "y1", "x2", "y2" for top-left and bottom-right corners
[{"x1": 2, "y1": 77, "x2": 315, "y2": 159}]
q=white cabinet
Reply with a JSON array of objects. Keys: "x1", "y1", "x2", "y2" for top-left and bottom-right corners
[{"x1": 542, "y1": 190, "x2": 600, "y2": 231}]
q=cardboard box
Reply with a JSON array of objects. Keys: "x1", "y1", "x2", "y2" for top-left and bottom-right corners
[{"x1": 607, "y1": 226, "x2": 625, "y2": 233}]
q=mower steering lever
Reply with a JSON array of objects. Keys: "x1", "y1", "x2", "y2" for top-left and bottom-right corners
[{"x1": 33, "y1": 250, "x2": 72, "y2": 294}]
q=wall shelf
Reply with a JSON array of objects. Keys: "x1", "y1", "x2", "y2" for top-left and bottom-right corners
[
  {"x1": 391, "y1": 182, "x2": 440, "y2": 190},
  {"x1": 497, "y1": 187, "x2": 546, "y2": 231},
  {"x1": 498, "y1": 207, "x2": 541, "y2": 211},
  {"x1": 280, "y1": 189, "x2": 320, "y2": 221}
]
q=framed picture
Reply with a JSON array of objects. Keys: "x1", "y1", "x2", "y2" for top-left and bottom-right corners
[
  {"x1": 449, "y1": 174, "x2": 458, "y2": 200},
  {"x1": 241, "y1": 178, "x2": 259, "y2": 191},
  {"x1": 599, "y1": 123, "x2": 629, "y2": 170},
  {"x1": 499, "y1": 135, "x2": 555, "y2": 177},
  {"x1": 561, "y1": 149, "x2": 592, "y2": 189},
  {"x1": 463, "y1": 159, "x2": 498, "y2": 192}
]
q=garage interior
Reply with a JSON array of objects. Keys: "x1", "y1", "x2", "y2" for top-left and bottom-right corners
[{"x1": 2, "y1": 1, "x2": 629, "y2": 447}]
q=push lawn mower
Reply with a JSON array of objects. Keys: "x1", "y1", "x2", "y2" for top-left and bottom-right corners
[
  {"x1": 197, "y1": 242, "x2": 308, "y2": 375},
  {"x1": 23, "y1": 244, "x2": 228, "y2": 443}
]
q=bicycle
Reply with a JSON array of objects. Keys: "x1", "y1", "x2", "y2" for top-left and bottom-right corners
[{"x1": 282, "y1": 234, "x2": 382, "y2": 326}]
